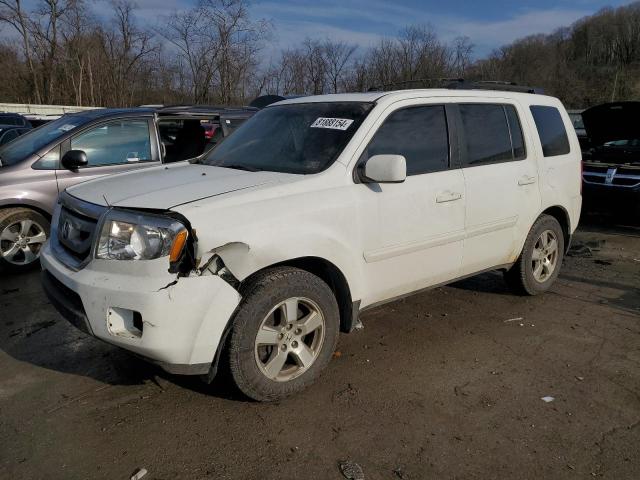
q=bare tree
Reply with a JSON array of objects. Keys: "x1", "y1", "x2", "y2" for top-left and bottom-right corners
[
  {"x1": 0, "y1": 0, "x2": 41, "y2": 102},
  {"x1": 452, "y1": 36, "x2": 474, "y2": 77},
  {"x1": 323, "y1": 39, "x2": 356, "y2": 93},
  {"x1": 100, "y1": 0, "x2": 156, "y2": 106}
]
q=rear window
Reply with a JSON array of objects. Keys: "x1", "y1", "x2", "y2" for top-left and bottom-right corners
[
  {"x1": 0, "y1": 115, "x2": 23, "y2": 126},
  {"x1": 530, "y1": 106, "x2": 570, "y2": 157}
]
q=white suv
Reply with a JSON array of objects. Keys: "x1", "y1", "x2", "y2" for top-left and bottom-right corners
[{"x1": 41, "y1": 89, "x2": 582, "y2": 401}]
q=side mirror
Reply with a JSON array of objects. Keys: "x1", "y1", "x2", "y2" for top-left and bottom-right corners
[
  {"x1": 61, "y1": 150, "x2": 88, "y2": 170},
  {"x1": 362, "y1": 154, "x2": 406, "y2": 183}
]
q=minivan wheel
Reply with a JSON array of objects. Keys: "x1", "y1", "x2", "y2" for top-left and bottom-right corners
[
  {"x1": 0, "y1": 208, "x2": 50, "y2": 273},
  {"x1": 504, "y1": 214, "x2": 565, "y2": 296},
  {"x1": 226, "y1": 266, "x2": 340, "y2": 402}
]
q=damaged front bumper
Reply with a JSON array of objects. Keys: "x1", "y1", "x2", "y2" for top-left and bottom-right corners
[{"x1": 40, "y1": 242, "x2": 241, "y2": 375}]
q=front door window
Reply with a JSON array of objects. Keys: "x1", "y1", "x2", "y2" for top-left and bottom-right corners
[{"x1": 70, "y1": 119, "x2": 152, "y2": 167}]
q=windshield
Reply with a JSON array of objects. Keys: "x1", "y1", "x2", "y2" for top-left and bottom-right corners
[
  {"x1": 569, "y1": 113, "x2": 584, "y2": 130},
  {"x1": 0, "y1": 115, "x2": 90, "y2": 166},
  {"x1": 200, "y1": 102, "x2": 373, "y2": 174}
]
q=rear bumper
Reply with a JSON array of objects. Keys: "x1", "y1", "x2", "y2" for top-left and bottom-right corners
[
  {"x1": 582, "y1": 182, "x2": 640, "y2": 211},
  {"x1": 40, "y1": 242, "x2": 242, "y2": 375}
]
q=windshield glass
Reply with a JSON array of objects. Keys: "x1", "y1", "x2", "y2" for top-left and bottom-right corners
[
  {"x1": 200, "y1": 102, "x2": 373, "y2": 174},
  {"x1": 0, "y1": 115, "x2": 90, "y2": 166},
  {"x1": 569, "y1": 113, "x2": 584, "y2": 130}
]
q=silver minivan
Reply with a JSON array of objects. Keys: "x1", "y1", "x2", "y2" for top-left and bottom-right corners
[{"x1": 0, "y1": 106, "x2": 256, "y2": 273}]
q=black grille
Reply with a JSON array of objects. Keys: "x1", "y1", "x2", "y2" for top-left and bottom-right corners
[
  {"x1": 583, "y1": 174, "x2": 606, "y2": 184},
  {"x1": 52, "y1": 192, "x2": 106, "y2": 270},
  {"x1": 58, "y1": 206, "x2": 98, "y2": 260}
]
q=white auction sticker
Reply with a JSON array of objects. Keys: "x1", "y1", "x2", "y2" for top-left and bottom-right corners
[{"x1": 310, "y1": 117, "x2": 354, "y2": 130}]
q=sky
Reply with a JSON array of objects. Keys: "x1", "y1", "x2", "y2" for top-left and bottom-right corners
[
  {"x1": 124, "y1": 0, "x2": 634, "y2": 56},
  {"x1": 14, "y1": 0, "x2": 637, "y2": 60}
]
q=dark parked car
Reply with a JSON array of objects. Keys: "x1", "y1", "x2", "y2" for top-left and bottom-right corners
[
  {"x1": 581, "y1": 101, "x2": 640, "y2": 216},
  {"x1": 0, "y1": 126, "x2": 32, "y2": 146},
  {"x1": 0, "y1": 113, "x2": 32, "y2": 128},
  {"x1": 0, "y1": 105, "x2": 257, "y2": 272}
]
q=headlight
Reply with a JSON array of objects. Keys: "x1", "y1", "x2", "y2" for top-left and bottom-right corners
[{"x1": 96, "y1": 210, "x2": 188, "y2": 261}]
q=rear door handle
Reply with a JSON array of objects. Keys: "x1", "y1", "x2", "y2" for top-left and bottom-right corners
[
  {"x1": 518, "y1": 175, "x2": 537, "y2": 186},
  {"x1": 436, "y1": 191, "x2": 463, "y2": 203}
]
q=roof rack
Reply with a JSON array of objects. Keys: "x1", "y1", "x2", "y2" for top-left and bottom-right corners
[
  {"x1": 367, "y1": 78, "x2": 543, "y2": 94},
  {"x1": 449, "y1": 80, "x2": 544, "y2": 94},
  {"x1": 367, "y1": 78, "x2": 464, "y2": 92}
]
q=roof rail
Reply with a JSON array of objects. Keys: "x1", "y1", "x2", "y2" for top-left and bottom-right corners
[
  {"x1": 367, "y1": 78, "x2": 464, "y2": 92},
  {"x1": 449, "y1": 80, "x2": 544, "y2": 94},
  {"x1": 366, "y1": 78, "x2": 543, "y2": 94}
]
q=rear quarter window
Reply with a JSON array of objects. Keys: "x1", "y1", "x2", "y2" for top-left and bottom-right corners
[{"x1": 530, "y1": 106, "x2": 570, "y2": 157}]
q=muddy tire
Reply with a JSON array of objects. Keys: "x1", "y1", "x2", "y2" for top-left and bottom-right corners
[
  {"x1": 0, "y1": 208, "x2": 50, "y2": 274},
  {"x1": 504, "y1": 214, "x2": 565, "y2": 296},
  {"x1": 226, "y1": 266, "x2": 340, "y2": 402}
]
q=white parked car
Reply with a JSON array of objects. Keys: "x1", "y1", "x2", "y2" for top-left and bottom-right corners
[{"x1": 41, "y1": 89, "x2": 582, "y2": 401}]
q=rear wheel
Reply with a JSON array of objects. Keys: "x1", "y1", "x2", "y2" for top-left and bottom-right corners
[
  {"x1": 0, "y1": 208, "x2": 50, "y2": 273},
  {"x1": 504, "y1": 214, "x2": 565, "y2": 295},
  {"x1": 226, "y1": 267, "x2": 340, "y2": 402}
]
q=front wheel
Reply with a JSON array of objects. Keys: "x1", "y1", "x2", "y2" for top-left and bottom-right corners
[
  {"x1": 0, "y1": 208, "x2": 50, "y2": 273},
  {"x1": 226, "y1": 267, "x2": 340, "y2": 402},
  {"x1": 504, "y1": 214, "x2": 565, "y2": 295}
]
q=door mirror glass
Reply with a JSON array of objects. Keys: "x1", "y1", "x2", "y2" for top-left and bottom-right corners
[
  {"x1": 61, "y1": 149, "x2": 88, "y2": 170},
  {"x1": 362, "y1": 154, "x2": 406, "y2": 183}
]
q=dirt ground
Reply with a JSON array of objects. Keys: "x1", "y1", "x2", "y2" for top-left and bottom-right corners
[{"x1": 1, "y1": 217, "x2": 639, "y2": 480}]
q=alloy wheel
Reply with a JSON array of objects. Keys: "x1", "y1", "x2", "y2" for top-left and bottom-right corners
[
  {"x1": 531, "y1": 229, "x2": 559, "y2": 283},
  {"x1": 254, "y1": 297, "x2": 326, "y2": 382},
  {"x1": 0, "y1": 219, "x2": 47, "y2": 266}
]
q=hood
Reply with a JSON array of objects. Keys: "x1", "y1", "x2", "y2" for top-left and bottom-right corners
[
  {"x1": 582, "y1": 101, "x2": 640, "y2": 147},
  {"x1": 67, "y1": 162, "x2": 296, "y2": 209}
]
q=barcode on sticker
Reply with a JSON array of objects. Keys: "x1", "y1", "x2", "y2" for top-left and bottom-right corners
[{"x1": 311, "y1": 117, "x2": 354, "y2": 130}]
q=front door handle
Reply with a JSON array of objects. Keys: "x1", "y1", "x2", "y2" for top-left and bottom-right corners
[
  {"x1": 436, "y1": 191, "x2": 463, "y2": 203},
  {"x1": 518, "y1": 175, "x2": 537, "y2": 186}
]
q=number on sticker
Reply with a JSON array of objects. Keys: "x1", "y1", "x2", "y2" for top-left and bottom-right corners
[{"x1": 311, "y1": 118, "x2": 354, "y2": 130}]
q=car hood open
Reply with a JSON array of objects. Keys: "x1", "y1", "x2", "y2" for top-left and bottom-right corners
[
  {"x1": 67, "y1": 162, "x2": 297, "y2": 210},
  {"x1": 582, "y1": 101, "x2": 640, "y2": 147}
]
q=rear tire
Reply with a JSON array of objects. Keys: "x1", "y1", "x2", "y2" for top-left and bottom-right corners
[
  {"x1": 0, "y1": 208, "x2": 50, "y2": 274},
  {"x1": 226, "y1": 266, "x2": 340, "y2": 402},
  {"x1": 504, "y1": 214, "x2": 565, "y2": 296}
]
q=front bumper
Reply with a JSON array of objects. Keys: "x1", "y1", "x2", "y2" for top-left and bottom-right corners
[
  {"x1": 582, "y1": 182, "x2": 640, "y2": 212},
  {"x1": 40, "y1": 242, "x2": 241, "y2": 375}
]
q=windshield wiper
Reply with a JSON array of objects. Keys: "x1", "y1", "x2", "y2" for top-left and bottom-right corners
[{"x1": 220, "y1": 164, "x2": 262, "y2": 172}]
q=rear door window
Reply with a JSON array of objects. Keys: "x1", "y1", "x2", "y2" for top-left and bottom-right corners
[
  {"x1": 530, "y1": 106, "x2": 570, "y2": 157},
  {"x1": 459, "y1": 104, "x2": 514, "y2": 166},
  {"x1": 364, "y1": 105, "x2": 450, "y2": 175}
]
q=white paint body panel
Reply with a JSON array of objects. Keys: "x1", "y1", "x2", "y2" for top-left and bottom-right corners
[{"x1": 42, "y1": 89, "x2": 581, "y2": 372}]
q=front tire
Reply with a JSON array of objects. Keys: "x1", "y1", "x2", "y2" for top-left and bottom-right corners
[
  {"x1": 0, "y1": 208, "x2": 50, "y2": 273},
  {"x1": 504, "y1": 214, "x2": 565, "y2": 295},
  {"x1": 226, "y1": 267, "x2": 340, "y2": 402}
]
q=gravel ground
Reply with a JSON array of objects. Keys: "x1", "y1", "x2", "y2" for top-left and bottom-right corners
[{"x1": 1, "y1": 219, "x2": 639, "y2": 479}]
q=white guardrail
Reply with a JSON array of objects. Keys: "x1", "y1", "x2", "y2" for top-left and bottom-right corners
[{"x1": 0, "y1": 103, "x2": 103, "y2": 116}]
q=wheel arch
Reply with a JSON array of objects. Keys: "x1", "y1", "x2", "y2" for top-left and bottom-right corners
[
  {"x1": 0, "y1": 203, "x2": 53, "y2": 222},
  {"x1": 243, "y1": 256, "x2": 357, "y2": 334},
  {"x1": 540, "y1": 205, "x2": 571, "y2": 253}
]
